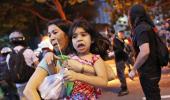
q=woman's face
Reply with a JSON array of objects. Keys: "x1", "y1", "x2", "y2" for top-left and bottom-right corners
[{"x1": 48, "y1": 24, "x2": 68, "y2": 51}]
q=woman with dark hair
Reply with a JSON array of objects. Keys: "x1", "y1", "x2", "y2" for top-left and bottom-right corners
[
  {"x1": 24, "y1": 20, "x2": 72, "y2": 100},
  {"x1": 24, "y1": 19, "x2": 109, "y2": 100},
  {"x1": 128, "y1": 4, "x2": 161, "y2": 100}
]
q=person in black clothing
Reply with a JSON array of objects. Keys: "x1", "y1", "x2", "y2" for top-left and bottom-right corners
[
  {"x1": 0, "y1": 47, "x2": 19, "y2": 100},
  {"x1": 124, "y1": 38, "x2": 135, "y2": 73},
  {"x1": 113, "y1": 31, "x2": 129, "y2": 96},
  {"x1": 128, "y1": 4, "x2": 161, "y2": 100}
]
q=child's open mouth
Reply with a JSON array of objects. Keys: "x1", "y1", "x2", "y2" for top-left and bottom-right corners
[{"x1": 77, "y1": 43, "x2": 85, "y2": 49}]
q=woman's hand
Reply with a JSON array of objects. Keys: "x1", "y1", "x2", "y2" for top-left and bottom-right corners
[
  {"x1": 43, "y1": 52, "x2": 60, "y2": 74},
  {"x1": 44, "y1": 52, "x2": 60, "y2": 65},
  {"x1": 63, "y1": 59, "x2": 83, "y2": 73},
  {"x1": 64, "y1": 70, "x2": 78, "y2": 81}
]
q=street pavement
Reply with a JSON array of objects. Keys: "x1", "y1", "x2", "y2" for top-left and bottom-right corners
[{"x1": 99, "y1": 60, "x2": 170, "y2": 100}]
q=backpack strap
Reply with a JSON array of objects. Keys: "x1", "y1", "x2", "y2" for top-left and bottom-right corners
[
  {"x1": 6, "y1": 54, "x2": 11, "y2": 70},
  {"x1": 6, "y1": 49, "x2": 16, "y2": 70},
  {"x1": 6, "y1": 47, "x2": 27, "y2": 70},
  {"x1": 18, "y1": 47, "x2": 27, "y2": 54}
]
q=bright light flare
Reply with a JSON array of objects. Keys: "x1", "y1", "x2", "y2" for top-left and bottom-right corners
[
  {"x1": 124, "y1": 39, "x2": 130, "y2": 45},
  {"x1": 39, "y1": 36, "x2": 53, "y2": 50}
]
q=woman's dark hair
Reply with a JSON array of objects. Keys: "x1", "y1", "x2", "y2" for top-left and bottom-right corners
[
  {"x1": 129, "y1": 4, "x2": 155, "y2": 29},
  {"x1": 68, "y1": 18, "x2": 110, "y2": 60},
  {"x1": 47, "y1": 19, "x2": 72, "y2": 35}
]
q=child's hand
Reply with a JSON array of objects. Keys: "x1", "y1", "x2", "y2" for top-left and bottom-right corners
[
  {"x1": 63, "y1": 59, "x2": 83, "y2": 73},
  {"x1": 64, "y1": 70, "x2": 77, "y2": 81}
]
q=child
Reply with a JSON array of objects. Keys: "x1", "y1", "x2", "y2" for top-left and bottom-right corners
[{"x1": 63, "y1": 18, "x2": 110, "y2": 99}]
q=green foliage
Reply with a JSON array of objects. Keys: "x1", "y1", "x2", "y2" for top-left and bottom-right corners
[
  {"x1": 104, "y1": 0, "x2": 170, "y2": 25},
  {"x1": 0, "y1": 0, "x2": 100, "y2": 48},
  {"x1": 0, "y1": 0, "x2": 100, "y2": 36},
  {"x1": 58, "y1": 0, "x2": 99, "y2": 21}
]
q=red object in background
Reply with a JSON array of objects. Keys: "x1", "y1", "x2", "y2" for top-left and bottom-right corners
[
  {"x1": 124, "y1": 37, "x2": 133, "y2": 46},
  {"x1": 153, "y1": 27, "x2": 159, "y2": 33}
]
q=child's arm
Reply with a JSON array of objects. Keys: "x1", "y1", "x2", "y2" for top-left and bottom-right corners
[
  {"x1": 64, "y1": 57, "x2": 108, "y2": 87},
  {"x1": 65, "y1": 59, "x2": 115, "y2": 81},
  {"x1": 66, "y1": 59, "x2": 95, "y2": 74}
]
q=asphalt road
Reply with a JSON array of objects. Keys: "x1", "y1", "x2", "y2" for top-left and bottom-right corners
[{"x1": 99, "y1": 67, "x2": 170, "y2": 100}]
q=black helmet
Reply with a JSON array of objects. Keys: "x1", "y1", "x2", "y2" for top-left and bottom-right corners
[{"x1": 9, "y1": 31, "x2": 25, "y2": 42}]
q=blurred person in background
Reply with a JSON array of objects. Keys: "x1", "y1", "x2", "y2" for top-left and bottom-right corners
[
  {"x1": 164, "y1": 19, "x2": 170, "y2": 67},
  {"x1": 94, "y1": 23, "x2": 115, "y2": 59},
  {"x1": 8, "y1": 31, "x2": 39, "y2": 100},
  {"x1": 164, "y1": 19, "x2": 170, "y2": 31},
  {"x1": 0, "y1": 47, "x2": 19, "y2": 100},
  {"x1": 124, "y1": 37, "x2": 135, "y2": 72},
  {"x1": 113, "y1": 31, "x2": 129, "y2": 96},
  {"x1": 157, "y1": 23, "x2": 167, "y2": 45},
  {"x1": 38, "y1": 37, "x2": 53, "y2": 61}
]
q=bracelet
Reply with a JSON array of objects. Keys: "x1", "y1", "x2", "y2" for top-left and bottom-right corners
[{"x1": 81, "y1": 64, "x2": 84, "y2": 73}]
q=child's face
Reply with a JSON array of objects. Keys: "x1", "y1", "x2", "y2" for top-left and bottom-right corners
[{"x1": 72, "y1": 27, "x2": 92, "y2": 54}]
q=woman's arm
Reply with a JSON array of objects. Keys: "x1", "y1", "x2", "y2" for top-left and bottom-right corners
[
  {"x1": 64, "y1": 57, "x2": 108, "y2": 87},
  {"x1": 24, "y1": 67, "x2": 48, "y2": 100}
]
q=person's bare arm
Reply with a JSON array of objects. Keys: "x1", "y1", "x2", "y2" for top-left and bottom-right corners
[
  {"x1": 66, "y1": 59, "x2": 95, "y2": 74},
  {"x1": 133, "y1": 43, "x2": 150, "y2": 70},
  {"x1": 64, "y1": 57, "x2": 108, "y2": 87},
  {"x1": 129, "y1": 43, "x2": 150, "y2": 79},
  {"x1": 24, "y1": 67, "x2": 48, "y2": 100},
  {"x1": 66, "y1": 59, "x2": 114, "y2": 81}
]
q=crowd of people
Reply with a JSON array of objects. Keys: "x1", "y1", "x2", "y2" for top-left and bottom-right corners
[{"x1": 0, "y1": 4, "x2": 170, "y2": 100}]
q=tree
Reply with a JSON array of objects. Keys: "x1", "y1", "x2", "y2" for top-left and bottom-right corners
[
  {"x1": 105, "y1": 0, "x2": 170, "y2": 24},
  {"x1": 0, "y1": 0, "x2": 100, "y2": 48}
]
